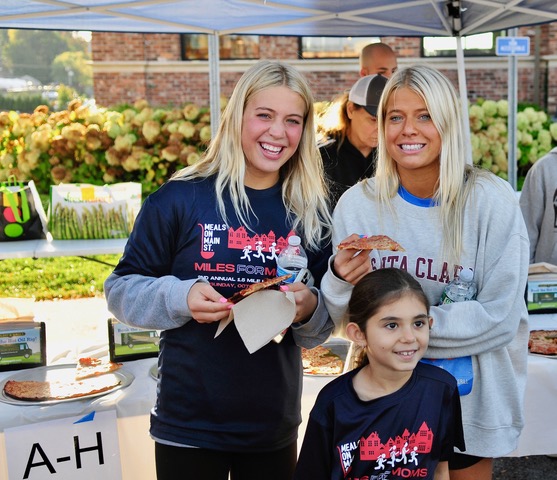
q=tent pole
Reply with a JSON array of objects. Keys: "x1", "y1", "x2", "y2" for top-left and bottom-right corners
[
  {"x1": 456, "y1": 36, "x2": 472, "y2": 165},
  {"x1": 209, "y1": 33, "x2": 221, "y2": 139},
  {"x1": 507, "y1": 28, "x2": 519, "y2": 191}
]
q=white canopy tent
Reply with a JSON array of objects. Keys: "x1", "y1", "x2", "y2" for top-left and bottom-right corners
[
  {"x1": 2, "y1": 1, "x2": 556, "y2": 37},
  {"x1": 1, "y1": 0, "x2": 557, "y2": 186}
]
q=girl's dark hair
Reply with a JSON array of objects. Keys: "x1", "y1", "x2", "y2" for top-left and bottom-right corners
[{"x1": 347, "y1": 268, "x2": 430, "y2": 368}]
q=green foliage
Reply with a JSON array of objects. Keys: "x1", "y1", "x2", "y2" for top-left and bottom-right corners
[
  {"x1": 0, "y1": 92, "x2": 53, "y2": 113},
  {"x1": 0, "y1": 255, "x2": 119, "y2": 300},
  {"x1": 55, "y1": 84, "x2": 79, "y2": 111},
  {"x1": 2, "y1": 30, "x2": 73, "y2": 84},
  {"x1": 0, "y1": 29, "x2": 92, "y2": 110},
  {"x1": 51, "y1": 51, "x2": 93, "y2": 96}
]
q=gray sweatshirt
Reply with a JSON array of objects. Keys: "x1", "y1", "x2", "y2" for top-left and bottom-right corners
[
  {"x1": 321, "y1": 174, "x2": 530, "y2": 458},
  {"x1": 519, "y1": 147, "x2": 557, "y2": 264}
]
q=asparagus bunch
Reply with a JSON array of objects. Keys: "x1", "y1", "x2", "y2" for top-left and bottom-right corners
[{"x1": 50, "y1": 203, "x2": 129, "y2": 239}]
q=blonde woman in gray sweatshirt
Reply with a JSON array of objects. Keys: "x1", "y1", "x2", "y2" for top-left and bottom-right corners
[{"x1": 321, "y1": 65, "x2": 529, "y2": 480}]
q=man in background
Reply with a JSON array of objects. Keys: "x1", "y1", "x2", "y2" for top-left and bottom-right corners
[{"x1": 359, "y1": 42, "x2": 398, "y2": 78}]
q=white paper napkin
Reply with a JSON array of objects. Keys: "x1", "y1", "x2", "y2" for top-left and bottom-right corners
[{"x1": 215, "y1": 289, "x2": 296, "y2": 353}]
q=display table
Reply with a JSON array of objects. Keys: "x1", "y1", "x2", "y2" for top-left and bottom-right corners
[
  {"x1": 0, "y1": 315, "x2": 556, "y2": 480},
  {"x1": 509, "y1": 314, "x2": 557, "y2": 457},
  {"x1": 0, "y1": 357, "x2": 158, "y2": 480},
  {"x1": 0, "y1": 238, "x2": 127, "y2": 260}
]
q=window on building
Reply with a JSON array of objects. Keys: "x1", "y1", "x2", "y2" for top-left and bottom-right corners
[
  {"x1": 182, "y1": 34, "x2": 260, "y2": 60},
  {"x1": 300, "y1": 36, "x2": 380, "y2": 59},
  {"x1": 422, "y1": 32, "x2": 500, "y2": 57}
]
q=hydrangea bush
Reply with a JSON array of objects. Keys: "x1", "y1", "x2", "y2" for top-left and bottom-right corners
[
  {"x1": 469, "y1": 99, "x2": 557, "y2": 188},
  {"x1": 0, "y1": 98, "x2": 218, "y2": 196},
  {"x1": 1, "y1": 97, "x2": 556, "y2": 197}
]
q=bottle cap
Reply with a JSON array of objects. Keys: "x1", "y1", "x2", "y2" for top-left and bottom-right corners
[
  {"x1": 288, "y1": 235, "x2": 301, "y2": 246},
  {"x1": 459, "y1": 268, "x2": 474, "y2": 282}
]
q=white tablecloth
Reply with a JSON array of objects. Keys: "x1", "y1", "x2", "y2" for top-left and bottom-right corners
[
  {"x1": 1, "y1": 315, "x2": 556, "y2": 480},
  {"x1": 509, "y1": 314, "x2": 557, "y2": 456},
  {"x1": 0, "y1": 358, "x2": 157, "y2": 480},
  {"x1": 0, "y1": 238, "x2": 127, "y2": 260}
]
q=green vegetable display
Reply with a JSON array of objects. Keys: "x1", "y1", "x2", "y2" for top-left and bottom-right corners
[{"x1": 50, "y1": 203, "x2": 129, "y2": 239}]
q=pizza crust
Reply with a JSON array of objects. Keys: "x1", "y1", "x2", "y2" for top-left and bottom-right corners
[
  {"x1": 4, "y1": 375, "x2": 121, "y2": 402},
  {"x1": 337, "y1": 235, "x2": 405, "y2": 252},
  {"x1": 2, "y1": 357, "x2": 126, "y2": 402},
  {"x1": 227, "y1": 274, "x2": 292, "y2": 304}
]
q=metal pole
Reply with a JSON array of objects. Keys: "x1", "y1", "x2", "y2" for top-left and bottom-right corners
[
  {"x1": 455, "y1": 36, "x2": 472, "y2": 165},
  {"x1": 533, "y1": 25, "x2": 541, "y2": 106},
  {"x1": 507, "y1": 28, "x2": 518, "y2": 191},
  {"x1": 208, "y1": 33, "x2": 221, "y2": 139}
]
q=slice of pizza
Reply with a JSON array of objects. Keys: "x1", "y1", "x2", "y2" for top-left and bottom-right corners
[
  {"x1": 227, "y1": 274, "x2": 293, "y2": 304},
  {"x1": 4, "y1": 376, "x2": 122, "y2": 402},
  {"x1": 337, "y1": 234, "x2": 405, "y2": 252},
  {"x1": 302, "y1": 345, "x2": 344, "y2": 375},
  {"x1": 528, "y1": 330, "x2": 557, "y2": 355},
  {"x1": 75, "y1": 357, "x2": 123, "y2": 380}
]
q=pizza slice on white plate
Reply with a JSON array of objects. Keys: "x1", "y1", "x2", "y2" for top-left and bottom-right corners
[{"x1": 75, "y1": 357, "x2": 122, "y2": 380}]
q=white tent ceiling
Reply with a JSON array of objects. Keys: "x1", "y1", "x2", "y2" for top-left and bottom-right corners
[{"x1": 1, "y1": 0, "x2": 556, "y2": 37}]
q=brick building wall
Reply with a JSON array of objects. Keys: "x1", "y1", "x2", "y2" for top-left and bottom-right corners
[{"x1": 92, "y1": 24, "x2": 557, "y2": 116}]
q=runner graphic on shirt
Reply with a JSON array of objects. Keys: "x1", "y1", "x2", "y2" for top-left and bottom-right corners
[
  {"x1": 339, "y1": 422, "x2": 434, "y2": 478},
  {"x1": 194, "y1": 223, "x2": 295, "y2": 289}
]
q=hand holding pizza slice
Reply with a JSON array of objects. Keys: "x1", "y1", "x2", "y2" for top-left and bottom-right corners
[
  {"x1": 332, "y1": 234, "x2": 404, "y2": 286},
  {"x1": 227, "y1": 274, "x2": 293, "y2": 304}
]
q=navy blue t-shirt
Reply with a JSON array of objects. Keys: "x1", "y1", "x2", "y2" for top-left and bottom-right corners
[{"x1": 294, "y1": 362, "x2": 465, "y2": 479}]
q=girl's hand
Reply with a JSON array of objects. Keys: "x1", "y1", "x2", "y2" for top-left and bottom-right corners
[
  {"x1": 187, "y1": 282, "x2": 231, "y2": 323},
  {"x1": 333, "y1": 234, "x2": 372, "y2": 285},
  {"x1": 280, "y1": 282, "x2": 318, "y2": 324}
]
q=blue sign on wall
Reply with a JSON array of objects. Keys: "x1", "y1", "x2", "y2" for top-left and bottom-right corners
[{"x1": 496, "y1": 36, "x2": 530, "y2": 56}]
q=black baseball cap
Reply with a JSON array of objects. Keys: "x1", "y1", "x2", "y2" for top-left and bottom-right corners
[{"x1": 348, "y1": 74, "x2": 388, "y2": 116}]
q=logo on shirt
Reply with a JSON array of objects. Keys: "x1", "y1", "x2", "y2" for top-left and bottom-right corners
[
  {"x1": 198, "y1": 223, "x2": 227, "y2": 259},
  {"x1": 194, "y1": 224, "x2": 296, "y2": 289},
  {"x1": 339, "y1": 422, "x2": 434, "y2": 477},
  {"x1": 338, "y1": 440, "x2": 359, "y2": 475},
  {"x1": 197, "y1": 223, "x2": 293, "y2": 262}
]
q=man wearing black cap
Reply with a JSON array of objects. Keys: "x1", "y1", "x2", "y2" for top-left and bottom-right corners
[{"x1": 318, "y1": 74, "x2": 388, "y2": 208}]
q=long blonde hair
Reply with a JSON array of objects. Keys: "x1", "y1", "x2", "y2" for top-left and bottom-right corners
[
  {"x1": 172, "y1": 60, "x2": 331, "y2": 250},
  {"x1": 374, "y1": 64, "x2": 493, "y2": 265}
]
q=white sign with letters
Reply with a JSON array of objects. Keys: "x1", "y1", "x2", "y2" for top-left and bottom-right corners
[{"x1": 4, "y1": 410, "x2": 122, "y2": 480}]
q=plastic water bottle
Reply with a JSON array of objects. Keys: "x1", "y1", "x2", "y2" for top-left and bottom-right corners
[
  {"x1": 439, "y1": 267, "x2": 477, "y2": 304},
  {"x1": 277, "y1": 235, "x2": 308, "y2": 284}
]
